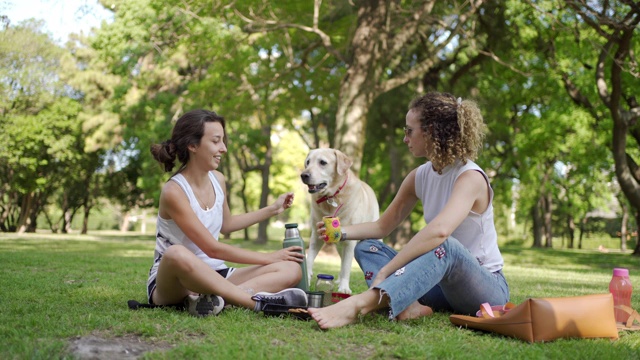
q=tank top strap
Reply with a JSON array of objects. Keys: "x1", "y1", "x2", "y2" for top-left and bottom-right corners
[{"x1": 170, "y1": 173, "x2": 197, "y2": 204}]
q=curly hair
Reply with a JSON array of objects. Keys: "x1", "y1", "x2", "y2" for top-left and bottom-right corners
[
  {"x1": 150, "y1": 109, "x2": 226, "y2": 174},
  {"x1": 409, "y1": 92, "x2": 486, "y2": 171}
]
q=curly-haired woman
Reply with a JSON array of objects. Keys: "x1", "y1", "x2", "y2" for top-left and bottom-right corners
[{"x1": 309, "y1": 92, "x2": 509, "y2": 329}]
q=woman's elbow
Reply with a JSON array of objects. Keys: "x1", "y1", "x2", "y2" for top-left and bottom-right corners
[
  {"x1": 429, "y1": 223, "x2": 452, "y2": 241},
  {"x1": 201, "y1": 243, "x2": 223, "y2": 259}
]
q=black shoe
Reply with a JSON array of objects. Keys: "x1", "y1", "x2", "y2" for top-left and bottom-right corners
[
  {"x1": 252, "y1": 288, "x2": 308, "y2": 311},
  {"x1": 184, "y1": 294, "x2": 224, "y2": 317}
]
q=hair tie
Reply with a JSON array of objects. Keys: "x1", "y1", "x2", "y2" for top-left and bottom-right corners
[{"x1": 164, "y1": 139, "x2": 175, "y2": 154}]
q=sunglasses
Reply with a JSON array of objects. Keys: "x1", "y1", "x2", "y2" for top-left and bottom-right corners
[{"x1": 403, "y1": 126, "x2": 414, "y2": 137}]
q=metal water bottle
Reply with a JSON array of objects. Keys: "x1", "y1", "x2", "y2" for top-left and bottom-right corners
[{"x1": 283, "y1": 223, "x2": 309, "y2": 291}]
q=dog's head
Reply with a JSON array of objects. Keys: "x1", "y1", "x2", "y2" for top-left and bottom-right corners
[{"x1": 300, "y1": 148, "x2": 352, "y2": 195}]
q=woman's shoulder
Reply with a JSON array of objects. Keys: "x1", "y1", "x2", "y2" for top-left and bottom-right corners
[
  {"x1": 414, "y1": 162, "x2": 430, "y2": 175},
  {"x1": 456, "y1": 160, "x2": 487, "y2": 179},
  {"x1": 459, "y1": 159, "x2": 481, "y2": 170},
  {"x1": 160, "y1": 178, "x2": 188, "y2": 208},
  {"x1": 418, "y1": 161, "x2": 431, "y2": 169},
  {"x1": 209, "y1": 170, "x2": 226, "y2": 187}
]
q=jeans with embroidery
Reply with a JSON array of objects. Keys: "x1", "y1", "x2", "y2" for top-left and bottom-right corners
[{"x1": 354, "y1": 238, "x2": 509, "y2": 318}]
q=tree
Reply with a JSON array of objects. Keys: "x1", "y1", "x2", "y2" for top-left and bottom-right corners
[
  {"x1": 231, "y1": 0, "x2": 489, "y2": 173},
  {"x1": 543, "y1": 0, "x2": 640, "y2": 254},
  {"x1": 89, "y1": 0, "x2": 316, "y2": 241},
  {"x1": 0, "y1": 20, "x2": 90, "y2": 233}
]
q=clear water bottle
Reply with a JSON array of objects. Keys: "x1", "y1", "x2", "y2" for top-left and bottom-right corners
[
  {"x1": 283, "y1": 223, "x2": 309, "y2": 292},
  {"x1": 315, "y1": 274, "x2": 335, "y2": 307},
  {"x1": 609, "y1": 267, "x2": 633, "y2": 323}
]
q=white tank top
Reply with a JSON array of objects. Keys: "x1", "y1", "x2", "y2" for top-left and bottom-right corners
[
  {"x1": 415, "y1": 160, "x2": 503, "y2": 272},
  {"x1": 148, "y1": 172, "x2": 227, "y2": 284}
]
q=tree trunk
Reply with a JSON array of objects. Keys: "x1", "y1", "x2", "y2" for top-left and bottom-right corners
[
  {"x1": 608, "y1": 22, "x2": 640, "y2": 256},
  {"x1": 384, "y1": 141, "x2": 411, "y2": 247},
  {"x1": 578, "y1": 216, "x2": 586, "y2": 250},
  {"x1": 63, "y1": 208, "x2": 73, "y2": 233},
  {"x1": 17, "y1": 193, "x2": 34, "y2": 234},
  {"x1": 563, "y1": 3, "x2": 640, "y2": 256},
  {"x1": 633, "y1": 211, "x2": 640, "y2": 256},
  {"x1": 334, "y1": 2, "x2": 387, "y2": 172},
  {"x1": 120, "y1": 211, "x2": 130, "y2": 232},
  {"x1": 567, "y1": 214, "x2": 575, "y2": 249},
  {"x1": 26, "y1": 208, "x2": 38, "y2": 232},
  {"x1": 82, "y1": 204, "x2": 91, "y2": 235},
  {"x1": 531, "y1": 200, "x2": 543, "y2": 248},
  {"x1": 543, "y1": 192, "x2": 553, "y2": 248},
  {"x1": 620, "y1": 203, "x2": 628, "y2": 252},
  {"x1": 61, "y1": 192, "x2": 70, "y2": 233},
  {"x1": 256, "y1": 125, "x2": 273, "y2": 244},
  {"x1": 42, "y1": 209, "x2": 59, "y2": 233}
]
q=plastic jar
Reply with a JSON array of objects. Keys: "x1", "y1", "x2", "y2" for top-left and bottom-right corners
[{"x1": 315, "y1": 274, "x2": 335, "y2": 307}]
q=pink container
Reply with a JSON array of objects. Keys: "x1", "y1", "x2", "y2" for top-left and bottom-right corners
[{"x1": 609, "y1": 268, "x2": 633, "y2": 323}]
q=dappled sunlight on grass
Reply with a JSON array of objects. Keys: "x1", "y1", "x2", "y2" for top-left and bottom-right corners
[
  {"x1": 501, "y1": 245, "x2": 639, "y2": 272},
  {"x1": 117, "y1": 249, "x2": 153, "y2": 258},
  {"x1": 505, "y1": 265, "x2": 614, "y2": 301},
  {"x1": 73, "y1": 283, "x2": 129, "y2": 300}
]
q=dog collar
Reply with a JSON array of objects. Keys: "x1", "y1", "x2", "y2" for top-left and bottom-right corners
[{"x1": 316, "y1": 174, "x2": 349, "y2": 205}]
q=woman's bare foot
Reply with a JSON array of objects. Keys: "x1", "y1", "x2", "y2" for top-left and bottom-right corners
[
  {"x1": 396, "y1": 300, "x2": 433, "y2": 321},
  {"x1": 308, "y1": 298, "x2": 360, "y2": 329},
  {"x1": 308, "y1": 290, "x2": 383, "y2": 329}
]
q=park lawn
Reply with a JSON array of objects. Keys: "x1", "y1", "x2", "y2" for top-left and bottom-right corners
[{"x1": 0, "y1": 232, "x2": 639, "y2": 359}]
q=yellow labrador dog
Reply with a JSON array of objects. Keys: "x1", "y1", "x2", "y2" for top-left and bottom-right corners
[{"x1": 301, "y1": 148, "x2": 380, "y2": 294}]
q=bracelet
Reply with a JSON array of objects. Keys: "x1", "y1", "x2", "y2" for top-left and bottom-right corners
[{"x1": 341, "y1": 231, "x2": 347, "y2": 241}]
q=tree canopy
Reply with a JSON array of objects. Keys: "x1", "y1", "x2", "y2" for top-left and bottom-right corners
[{"x1": 1, "y1": 0, "x2": 638, "y2": 254}]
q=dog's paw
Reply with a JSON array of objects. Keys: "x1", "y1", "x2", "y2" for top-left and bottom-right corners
[{"x1": 337, "y1": 284, "x2": 352, "y2": 295}]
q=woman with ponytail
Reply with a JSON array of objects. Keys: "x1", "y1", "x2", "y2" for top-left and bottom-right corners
[
  {"x1": 309, "y1": 92, "x2": 509, "y2": 329},
  {"x1": 147, "y1": 109, "x2": 307, "y2": 317}
]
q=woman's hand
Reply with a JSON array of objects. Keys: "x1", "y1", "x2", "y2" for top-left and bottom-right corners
[
  {"x1": 271, "y1": 192, "x2": 295, "y2": 215},
  {"x1": 316, "y1": 220, "x2": 328, "y2": 242},
  {"x1": 371, "y1": 268, "x2": 391, "y2": 288},
  {"x1": 270, "y1": 246, "x2": 305, "y2": 263}
]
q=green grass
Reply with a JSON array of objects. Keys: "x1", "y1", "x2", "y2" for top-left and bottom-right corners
[{"x1": 1, "y1": 232, "x2": 639, "y2": 359}]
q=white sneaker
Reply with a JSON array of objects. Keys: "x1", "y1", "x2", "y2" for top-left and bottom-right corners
[{"x1": 184, "y1": 294, "x2": 224, "y2": 317}]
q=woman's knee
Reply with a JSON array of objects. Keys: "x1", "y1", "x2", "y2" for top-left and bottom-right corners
[
  {"x1": 275, "y1": 261, "x2": 301, "y2": 287},
  {"x1": 161, "y1": 245, "x2": 194, "y2": 270},
  {"x1": 286, "y1": 261, "x2": 302, "y2": 282},
  {"x1": 272, "y1": 261, "x2": 302, "y2": 283},
  {"x1": 354, "y1": 239, "x2": 379, "y2": 260}
]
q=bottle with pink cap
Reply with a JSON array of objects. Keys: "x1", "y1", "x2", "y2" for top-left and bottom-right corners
[{"x1": 609, "y1": 267, "x2": 633, "y2": 323}]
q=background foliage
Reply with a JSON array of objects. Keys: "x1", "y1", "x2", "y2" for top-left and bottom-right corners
[{"x1": 0, "y1": 0, "x2": 638, "y2": 253}]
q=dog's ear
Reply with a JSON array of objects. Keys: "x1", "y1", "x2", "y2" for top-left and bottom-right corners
[{"x1": 334, "y1": 149, "x2": 352, "y2": 175}]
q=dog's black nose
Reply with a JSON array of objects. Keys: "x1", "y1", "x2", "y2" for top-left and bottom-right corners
[{"x1": 301, "y1": 173, "x2": 310, "y2": 182}]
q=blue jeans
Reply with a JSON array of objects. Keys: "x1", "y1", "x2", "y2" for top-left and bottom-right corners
[{"x1": 354, "y1": 238, "x2": 510, "y2": 318}]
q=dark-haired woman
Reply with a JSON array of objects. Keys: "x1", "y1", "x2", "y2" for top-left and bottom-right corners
[
  {"x1": 148, "y1": 109, "x2": 307, "y2": 317},
  {"x1": 309, "y1": 93, "x2": 509, "y2": 329}
]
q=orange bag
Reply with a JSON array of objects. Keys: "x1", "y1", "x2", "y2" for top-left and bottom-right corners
[{"x1": 450, "y1": 293, "x2": 619, "y2": 342}]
